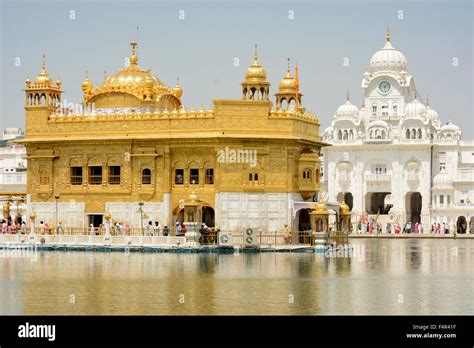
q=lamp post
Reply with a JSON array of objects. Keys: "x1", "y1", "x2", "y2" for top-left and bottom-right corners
[
  {"x1": 138, "y1": 202, "x2": 144, "y2": 236},
  {"x1": 54, "y1": 194, "x2": 60, "y2": 229}
]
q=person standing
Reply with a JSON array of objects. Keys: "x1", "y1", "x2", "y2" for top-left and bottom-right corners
[
  {"x1": 146, "y1": 221, "x2": 153, "y2": 236},
  {"x1": 154, "y1": 221, "x2": 161, "y2": 236},
  {"x1": 163, "y1": 225, "x2": 170, "y2": 236},
  {"x1": 57, "y1": 221, "x2": 64, "y2": 235}
]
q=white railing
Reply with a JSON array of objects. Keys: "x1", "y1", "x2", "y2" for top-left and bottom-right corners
[
  {"x1": 0, "y1": 234, "x2": 186, "y2": 246},
  {"x1": 365, "y1": 174, "x2": 391, "y2": 181}
]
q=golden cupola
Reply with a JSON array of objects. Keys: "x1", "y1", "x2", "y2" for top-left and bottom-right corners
[
  {"x1": 278, "y1": 59, "x2": 296, "y2": 94},
  {"x1": 173, "y1": 78, "x2": 183, "y2": 98},
  {"x1": 84, "y1": 41, "x2": 182, "y2": 110},
  {"x1": 24, "y1": 55, "x2": 62, "y2": 108},
  {"x1": 275, "y1": 58, "x2": 303, "y2": 111},
  {"x1": 241, "y1": 45, "x2": 270, "y2": 101},
  {"x1": 81, "y1": 71, "x2": 94, "y2": 97}
]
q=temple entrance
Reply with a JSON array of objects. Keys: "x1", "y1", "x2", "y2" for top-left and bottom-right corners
[
  {"x1": 297, "y1": 209, "x2": 311, "y2": 243},
  {"x1": 337, "y1": 192, "x2": 353, "y2": 211},
  {"x1": 457, "y1": 216, "x2": 467, "y2": 234},
  {"x1": 365, "y1": 192, "x2": 392, "y2": 214},
  {"x1": 202, "y1": 206, "x2": 215, "y2": 227},
  {"x1": 406, "y1": 192, "x2": 422, "y2": 224},
  {"x1": 87, "y1": 214, "x2": 103, "y2": 228}
]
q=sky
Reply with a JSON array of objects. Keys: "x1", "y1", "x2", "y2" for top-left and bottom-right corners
[{"x1": 1, "y1": 0, "x2": 473, "y2": 137}]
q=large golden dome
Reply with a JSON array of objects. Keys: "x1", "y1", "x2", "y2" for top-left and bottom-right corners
[{"x1": 85, "y1": 41, "x2": 182, "y2": 109}]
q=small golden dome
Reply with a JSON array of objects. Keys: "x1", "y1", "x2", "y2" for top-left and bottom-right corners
[
  {"x1": 173, "y1": 78, "x2": 183, "y2": 98},
  {"x1": 81, "y1": 71, "x2": 93, "y2": 94},
  {"x1": 34, "y1": 55, "x2": 53, "y2": 86},
  {"x1": 279, "y1": 58, "x2": 297, "y2": 93},
  {"x1": 244, "y1": 45, "x2": 267, "y2": 83},
  {"x1": 340, "y1": 201, "x2": 350, "y2": 215},
  {"x1": 314, "y1": 201, "x2": 329, "y2": 214}
]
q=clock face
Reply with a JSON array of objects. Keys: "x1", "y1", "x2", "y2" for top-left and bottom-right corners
[{"x1": 379, "y1": 81, "x2": 391, "y2": 93}]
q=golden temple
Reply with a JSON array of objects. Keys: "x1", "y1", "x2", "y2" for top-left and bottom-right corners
[{"x1": 19, "y1": 41, "x2": 325, "y2": 232}]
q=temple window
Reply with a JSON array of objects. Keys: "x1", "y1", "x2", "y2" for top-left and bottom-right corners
[
  {"x1": 108, "y1": 166, "x2": 121, "y2": 185},
  {"x1": 89, "y1": 166, "x2": 102, "y2": 185},
  {"x1": 175, "y1": 169, "x2": 184, "y2": 184},
  {"x1": 372, "y1": 104, "x2": 377, "y2": 116},
  {"x1": 205, "y1": 168, "x2": 214, "y2": 184},
  {"x1": 189, "y1": 168, "x2": 199, "y2": 184},
  {"x1": 70, "y1": 167, "x2": 83, "y2": 185},
  {"x1": 142, "y1": 168, "x2": 151, "y2": 185}
]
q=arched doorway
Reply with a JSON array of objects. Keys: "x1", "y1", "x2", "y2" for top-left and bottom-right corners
[
  {"x1": 470, "y1": 217, "x2": 474, "y2": 234},
  {"x1": 202, "y1": 206, "x2": 215, "y2": 227},
  {"x1": 298, "y1": 209, "x2": 311, "y2": 231},
  {"x1": 406, "y1": 192, "x2": 422, "y2": 224},
  {"x1": 457, "y1": 216, "x2": 467, "y2": 234},
  {"x1": 298, "y1": 208, "x2": 311, "y2": 243},
  {"x1": 344, "y1": 192, "x2": 353, "y2": 211}
]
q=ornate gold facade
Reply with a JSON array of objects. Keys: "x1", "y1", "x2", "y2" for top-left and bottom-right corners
[{"x1": 20, "y1": 42, "x2": 326, "y2": 230}]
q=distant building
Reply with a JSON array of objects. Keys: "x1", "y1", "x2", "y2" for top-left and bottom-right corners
[
  {"x1": 321, "y1": 30, "x2": 474, "y2": 233},
  {"x1": 0, "y1": 127, "x2": 27, "y2": 221}
]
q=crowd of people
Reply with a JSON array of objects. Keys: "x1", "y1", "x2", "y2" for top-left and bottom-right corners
[{"x1": 355, "y1": 219, "x2": 456, "y2": 234}]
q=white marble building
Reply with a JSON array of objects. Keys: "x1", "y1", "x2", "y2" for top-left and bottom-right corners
[
  {"x1": 321, "y1": 31, "x2": 474, "y2": 233},
  {"x1": 0, "y1": 128, "x2": 27, "y2": 220}
]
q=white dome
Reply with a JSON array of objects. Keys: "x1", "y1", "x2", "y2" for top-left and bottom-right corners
[
  {"x1": 433, "y1": 171, "x2": 453, "y2": 187},
  {"x1": 405, "y1": 98, "x2": 426, "y2": 118},
  {"x1": 336, "y1": 99, "x2": 359, "y2": 118},
  {"x1": 426, "y1": 106, "x2": 439, "y2": 120},
  {"x1": 440, "y1": 122, "x2": 460, "y2": 132},
  {"x1": 369, "y1": 41, "x2": 407, "y2": 73}
]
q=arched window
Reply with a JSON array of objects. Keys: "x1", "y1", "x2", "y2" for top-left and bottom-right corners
[
  {"x1": 254, "y1": 173, "x2": 258, "y2": 181},
  {"x1": 411, "y1": 129, "x2": 416, "y2": 139},
  {"x1": 337, "y1": 130, "x2": 342, "y2": 140},
  {"x1": 372, "y1": 104, "x2": 377, "y2": 116},
  {"x1": 343, "y1": 130, "x2": 348, "y2": 140},
  {"x1": 40, "y1": 94, "x2": 46, "y2": 105},
  {"x1": 249, "y1": 173, "x2": 253, "y2": 181},
  {"x1": 417, "y1": 129, "x2": 422, "y2": 139},
  {"x1": 393, "y1": 104, "x2": 398, "y2": 116},
  {"x1": 406, "y1": 129, "x2": 411, "y2": 139},
  {"x1": 381, "y1": 130, "x2": 386, "y2": 139},
  {"x1": 349, "y1": 130, "x2": 354, "y2": 140},
  {"x1": 281, "y1": 99, "x2": 287, "y2": 110},
  {"x1": 303, "y1": 169, "x2": 312, "y2": 181},
  {"x1": 142, "y1": 168, "x2": 151, "y2": 185},
  {"x1": 381, "y1": 104, "x2": 388, "y2": 116}
]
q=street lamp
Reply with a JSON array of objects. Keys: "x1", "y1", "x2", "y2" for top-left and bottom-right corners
[
  {"x1": 54, "y1": 194, "x2": 60, "y2": 229},
  {"x1": 138, "y1": 202, "x2": 144, "y2": 236}
]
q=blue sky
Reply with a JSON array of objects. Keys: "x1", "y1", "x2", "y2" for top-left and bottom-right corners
[{"x1": 1, "y1": 0, "x2": 472, "y2": 137}]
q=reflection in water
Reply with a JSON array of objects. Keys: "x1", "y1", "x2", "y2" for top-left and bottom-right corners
[{"x1": 0, "y1": 239, "x2": 472, "y2": 315}]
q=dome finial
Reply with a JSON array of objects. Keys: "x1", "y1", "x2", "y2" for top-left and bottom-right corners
[
  {"x1": 130, "y1": 40, "x2": 138, "y2": 65},
  {"x1": 426, "y1": 94, "x2": 430, "y2": 106},
  {"x1": 254, "y1": 44, "x2": 258, "y2": 61},
  {"x1": 287, "y1": 57, "x2": 291, "y2": 73},
  {"x1": 414, "y1": 90, "x2": 417, "y2": 100},
  {"x1": 103, "y1": 70, "x2": 107, "y2": 82},
  {"x1": 386, "y1": 26, "x2": 391, "y2": 42},
  {"x1": 85, "y1": 70, "x2": 89, "y2": 80},
  {"x1": 41, "y1": 54, "x2": 46, "y2": 71},
  {"x1": 346, "y1": 90, "x2": 350, "y2": 101}
]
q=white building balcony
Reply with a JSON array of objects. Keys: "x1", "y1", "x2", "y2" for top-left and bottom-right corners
[{"x1": 365, "y1": 174, "x2": 392, "y2": 182}]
